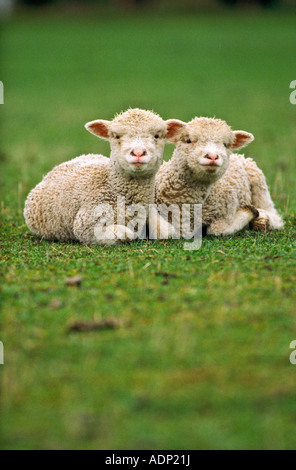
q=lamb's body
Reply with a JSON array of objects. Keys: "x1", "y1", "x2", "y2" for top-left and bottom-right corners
[
  {"x1": 202, "y1": 154, "x2": 251, "y2": 226},
  {"x1": 24, "y1": 109, "x2": 181, "y2": 245},
  {"x1": 155, "y1": 117, "x2": 284, "y2": 236},
  {"x1": 25, "y1": 154, "x2": 153, "y2": 243},
  {"x1": 203, "y1": 155, "x2": 284, "y2": 235}
]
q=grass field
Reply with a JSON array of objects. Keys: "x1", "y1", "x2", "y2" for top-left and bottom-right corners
[{"x1": 1, "y1": 8, "x2": 296, "y2": 450}]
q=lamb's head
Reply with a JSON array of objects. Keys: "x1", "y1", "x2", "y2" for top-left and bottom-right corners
[
  {"x1": 85, "y1": 108, "x2": 182, "y2": 178},
  {"x1": 167, "y1": 117, "x2": 254, "y2": 182}
]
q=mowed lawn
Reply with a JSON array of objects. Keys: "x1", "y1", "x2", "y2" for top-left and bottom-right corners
[{"x1": 1, "y1": 9, "x2": 296, "y2": 450}]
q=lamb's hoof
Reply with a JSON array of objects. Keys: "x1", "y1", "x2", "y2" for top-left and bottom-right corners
[
  {"x1": 251, "y1": 217, "x2": 271, "y2": 232},
  {"x1": 250, "y1": 214, "x2": 271, "y2": 232}
]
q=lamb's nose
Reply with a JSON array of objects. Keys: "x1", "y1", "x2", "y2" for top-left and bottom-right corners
[
  {"x1": 131, "y1": 148, "x2": 147, "y2": 158},
  {"x1": 205, "y1": 153, "x2": 219, "y2": 161}
]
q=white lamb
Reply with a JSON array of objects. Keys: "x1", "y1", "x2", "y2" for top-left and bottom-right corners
[
  {"x1": 24, "y1": 108, "x2": 181, "y2": 245},
  {"x1": 155, "y1": 117, "x2": 284, "y2": 236}
]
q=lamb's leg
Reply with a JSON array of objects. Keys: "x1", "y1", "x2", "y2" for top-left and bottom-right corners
[
  {"x1": 207, "y1": 206, "x2": 259, "y2": 236},
  {"x1": 73, "y1": 207, "x2": 135, "y2": 245},
  {"x1": 250, "y1": 208, "x2": 284, "y2": 232},
  {"x1": 148, "y1": 206, "x2": 176, "y2": 240},
  {"x1": 244, "y1": 158, "x2": 284, "y2": 230},
  {"x1": 95, "y1": 224, "x2": 136, "y2": 245},
  {"x1": 249, "y1": 209, "x2": 271, "y2": 232}
]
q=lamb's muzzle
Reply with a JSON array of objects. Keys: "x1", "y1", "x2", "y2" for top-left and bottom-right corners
[{"x1": 127, "y1": 147, "x2": 149, "y2": 165}]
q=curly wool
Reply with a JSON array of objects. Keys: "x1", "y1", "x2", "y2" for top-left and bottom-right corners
[
  {"x1": 112, "y1": 108, "x2": 163, "y2": 132},
  {"x1": 24, "y1": 109, "x2": 169, "y2": 245},
  {"x1": 155, "y1": 117, "x2": 233, "y2": 208},
  {"x1": 203, "y1": 157, "x2": 284, "y2": 234},
  {"x1": 156, "y1": 117, "x2": 284, "y2": 236}
]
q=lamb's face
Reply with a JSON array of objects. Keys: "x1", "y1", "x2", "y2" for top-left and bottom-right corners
[
  {"x1": 85, "y1": 109, "x2": 172, "y2": 178},
  {"x1": 108, "y1": 123, "x2": 167, "y2": 177},
  {"x1": 181, "y1": 118, "x2": 234, "y2": 180},
  {"x1": 168, "y1": 117, "x2": 254, "y2": 182}
]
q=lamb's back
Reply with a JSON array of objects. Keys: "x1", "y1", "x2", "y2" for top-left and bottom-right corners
[{"x1": 24, "y1": 154, "x2": 110, "y2": 240}]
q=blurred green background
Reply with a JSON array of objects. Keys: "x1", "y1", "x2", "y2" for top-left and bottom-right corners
[{"x1": 1, "y1": 1, "x2": 296, "y2": 450}]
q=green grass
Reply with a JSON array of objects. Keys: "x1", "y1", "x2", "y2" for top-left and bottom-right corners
[{"x1": 1, "y1": 9, "x2": 296, "y2": 450}]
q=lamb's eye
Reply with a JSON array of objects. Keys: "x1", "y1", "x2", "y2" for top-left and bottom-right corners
[
  {"x1": 115, "y1": 135, "x2": 120, "y2": 140},
  {"x1": 224, "y1": 143, "x2": 229, "y2": 148},
  {"x1": 154, "y1": 134, "x2": 160, "y2": 139},
  {"x1": 186, "y1": 139, "x2": 192, "y2": 144}
]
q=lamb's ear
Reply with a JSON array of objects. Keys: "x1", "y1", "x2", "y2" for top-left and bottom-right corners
[
  {"x1": 166, "y1": 119, "x2": 186, "y2": 143},
  {"x1": 232, "y1": 131, "x2": 254, "y2": 150},
  {"x1": 85, "y1": 120, "x2": 110, "y2": 140}
]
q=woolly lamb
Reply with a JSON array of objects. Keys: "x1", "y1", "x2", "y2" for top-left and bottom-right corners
[
  {"x1": 24, "y1": 109, "x2": 181, "y2": 245},
  {"x1": 155, "y1": 117, "x2": 284, "y2": 236}
]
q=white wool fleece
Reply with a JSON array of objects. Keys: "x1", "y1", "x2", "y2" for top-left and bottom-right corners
[
  {"x1": 155, "y1": 117, "x2": 284, "y2": 236},
  {"x1": 24, "y1": 109, "x2": 183, "y2": 245}
]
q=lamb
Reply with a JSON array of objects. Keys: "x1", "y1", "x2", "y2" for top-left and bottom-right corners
[
  {"x1": 24, "y1": 108, "x2": 181, "y2": 245},
  {"x1": 155, "y1": 117, "x2": 284, "y2": 236}
]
